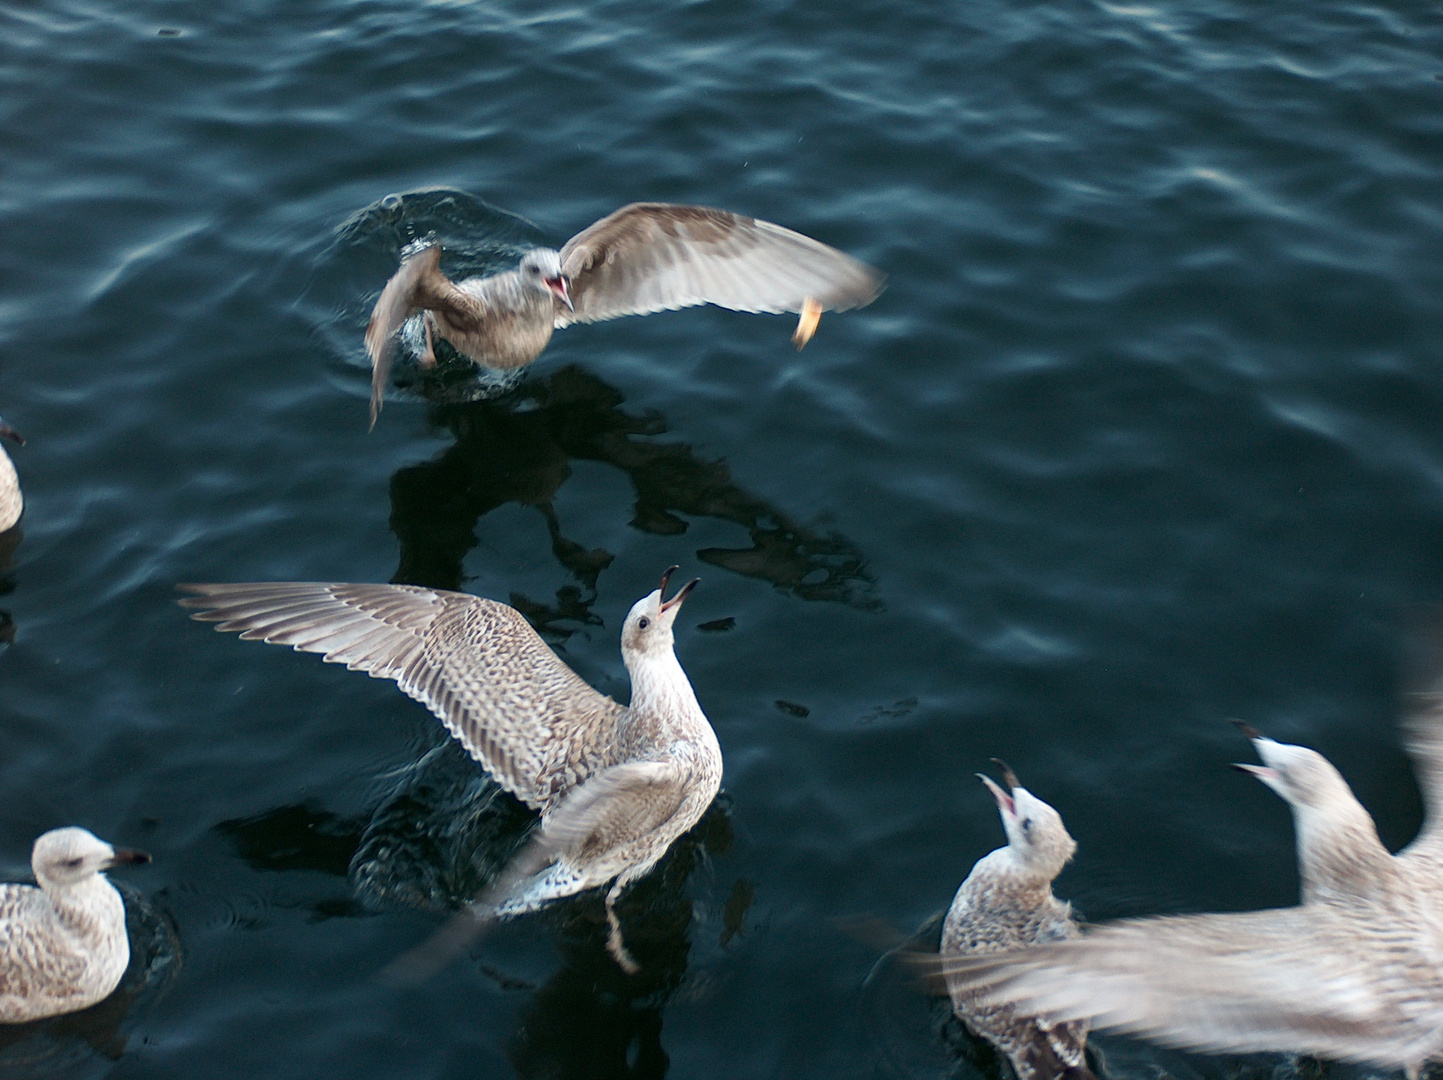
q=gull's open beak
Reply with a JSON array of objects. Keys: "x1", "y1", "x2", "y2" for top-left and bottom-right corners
[
  {"x1": 0, "y1": 420, "x2": 25, "y2": 447},
  {"x1": 545, "y1": 275, "x2": 574, "y2": 312},
  {"x1": 658, "y1": 565, "x2": 699, "y2": 612},
  {"x1": 990, "y1": 758, "x2": 1021, "y2": 792},
  {"x1": 977, "y1": 772, "x2": 1015, "y2": 817},
  {"x1": 1231, "y1": 762, "x2": 1280, "y2": 784},
  {"x1": 106, "y1": 849, "x2": 151, "y2": 868}
]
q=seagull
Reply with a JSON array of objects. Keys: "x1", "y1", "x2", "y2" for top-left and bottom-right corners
[
  {"x1": 0, "y1": 415, "x2": 24, "y2": 533},
  {"x1": 364, "y1": 201, "x2": 884, "y2": 427},
  {"x1": 936, "y1": 708, "x2": 1443, "y2": 1079},
  {"x1": 0, "y1": 827, "x2": 150, "y2": 1023},
  {"x1": 942, "y1": 761, "x2": 1092, "y2": 1080},
  {"x1": 176, "y1": 568, "x2": 718, "y2": 972}
]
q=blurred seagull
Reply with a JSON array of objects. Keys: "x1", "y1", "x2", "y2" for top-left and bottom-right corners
[
  {"x1": 177, "y1": 568, "x2": 717, "y2": 973},
  {"x1": 942, "y1": 761, "x2": 1092, "y2": 1080},
  {"x1": 937, "y1": 706, "x2": 1443, "y2": 1079},
  {"x1": 0, "y1": 415, "x2": 24, "y2": 532},
  {"x1": 364, "y1": 201, "x2": 884, "y2": 426},
  {"x1": 0, "y1": 827, "x2": 150, "y2": 1022}
]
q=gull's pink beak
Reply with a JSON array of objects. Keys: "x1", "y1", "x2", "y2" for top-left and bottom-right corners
[
  {"x1": 977, "y1": 773, "x2": 1015, "y2": 817},
  {"x1": 545, "y1": 275, "x2": 574, "y2": 312}
]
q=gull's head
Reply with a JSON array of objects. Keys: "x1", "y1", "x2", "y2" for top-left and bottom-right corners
[
  {"x1": 977, "y1": 760, "x2": 1076, "y2": 880},
  {"x1": 1231, "y1": 720, "x2": 1358, "y2": 812},
  {"x1": 32, "y1": 827, "x2": 150, "y2": 890},
  {"x1": 519, "y1": 248, "x2": 573, "y2": 311},
  {"x1": 621, "y1": 566, "x2": 699, "y2": 662}
]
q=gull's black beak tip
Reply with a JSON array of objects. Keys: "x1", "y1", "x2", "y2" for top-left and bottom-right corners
[
  {"x1": 1229, "y1": 717, "x2": 1262, "y2": 740},
  {"x1": 111, "y1": 848, "x2": 151, "y2": 866}
]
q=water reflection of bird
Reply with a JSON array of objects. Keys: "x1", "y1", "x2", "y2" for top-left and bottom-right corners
[
  {"x1": 388, "y1": 365, "x2": 878, "y2": 620},
  {"x1": 942, "y1": 763, "x2": 1091, "y2": 1080},
  {"x1": 365, "y1": 202, "x2": 883, "y2": 426},
  {"x1": 937, "y1": 681, "x2": 1443, "y2": 1079},
  {"x1": 216, "y1": 787, "x2": 735, "y2": 1080},
  {"x1": 179, "y1": 568, "x2": 719, "y2": 972},
  {"x1": 0, "y1": 828, "x2": 150, "y2": 1023}
]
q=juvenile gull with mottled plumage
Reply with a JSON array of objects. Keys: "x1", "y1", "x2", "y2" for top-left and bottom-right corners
[
  {"x1": 942, "y1": 761, "x2": 1092, "y2": 1080},
  {"x1": 177, "y1": 568, "x2": 716, "y2": 972},
  {"x1": 364, "y1": 201, "x2": 884, "y2": 426},
  {"x1": 937, "y1": 701, "x2": 1443, "y2": 1080},
  {"x1": 0, "y1": 828, "x2": 150, "y2": 1023}
]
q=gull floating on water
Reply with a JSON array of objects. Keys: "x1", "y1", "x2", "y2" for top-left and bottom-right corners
[
  {"x1": 0, "y1": 827, "x2": 150, "y2": 1023},
  {"x1": 0, "y1": 415, "x2": 24, "y2": 533},
  {"x1": 364, "y1": 201, "x2": 884, "y2": 426},
  {"x1": 177, "y1": 568, "x2": 718, "y2": 972},
  {"x1": 941, "y1": 761, "x2": 1092, "y2": 1080},
  {"x1": 937, "y1": 705, "x2": 1443, "y2": 1079}
]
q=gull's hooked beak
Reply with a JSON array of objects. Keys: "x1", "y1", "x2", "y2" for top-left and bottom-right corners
[
  {"x1": 658, "y1": 565, "x2": 699, "y2": 613},
  {"x1": 0, "y1": 420, "x2": 25, "y2": 447},
  {"x1": 977, "y1": 766, "x2": 1016, "y2": 818},
  {"x1": 545, "y1": 275, "x2": 574, "y2": 312},
  {"x1": 106, "y1": 848, "x2": 151, "y2": 869}
]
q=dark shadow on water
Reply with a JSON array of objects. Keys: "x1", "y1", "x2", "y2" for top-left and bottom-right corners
[
  {"x1": 0, "y1": 882, "x2": 181, "y2": 1079},
  {"x1": 388, "y1": 364, "x2": 880, "y2": 622},
  {"x1": 214, "y1": 741, "x2": 734, "y2": 1080}
]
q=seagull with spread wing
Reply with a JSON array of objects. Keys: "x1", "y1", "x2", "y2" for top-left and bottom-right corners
[
  {"x1": 364, "y1": 201, "x2": 884, "y2": 426},
  {"x1": 936, "y1": 700, "x2": 1443, "y2": 1079},
  {"x1": 177, "y1": 568, "x2": 717, "y2": 973}
]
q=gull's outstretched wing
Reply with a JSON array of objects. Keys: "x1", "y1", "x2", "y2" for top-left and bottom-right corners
[
  {"x1": 557, "y1": 203, "x2": 883, "y2": 327},
  {"x1": 177, "y1": 582, "x2": 625, "y2": 812},
  {"x1": 933, "y1": 905, "x2": 1442, "y2": 1070},
  {"x1": 1400, "y1": 616, "x2": 1443, "y2": 869}
]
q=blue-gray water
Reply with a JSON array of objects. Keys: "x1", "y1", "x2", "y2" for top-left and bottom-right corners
[{"x1": 2, "y1": 1, "x2": 1442, "y2": 1077}]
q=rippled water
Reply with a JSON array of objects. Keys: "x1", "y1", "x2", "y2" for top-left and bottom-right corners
[{"x1": 1, "y1": 0, "x2": 1442, "y2": 1076}]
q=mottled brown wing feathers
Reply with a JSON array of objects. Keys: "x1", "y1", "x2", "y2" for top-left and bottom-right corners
[
  {"x1": 0, "y1": 887, "x2": 87, "y2": 1000},
  {"x1": 539, "y1": 760, "x2": 688, "y2": 858},
  {"x1": 557, "y1": 202, "x2": 883, "y2": 325},
  {"x1": 177, "y1": 582, "x2": 626, "y2": 811}
]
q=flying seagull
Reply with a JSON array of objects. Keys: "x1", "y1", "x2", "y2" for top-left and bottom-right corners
[
  {"x1": 364, "y1": 201, "x2": 884, "y2": 426},
  {"x1": 936, "y1": 707, "x2": 1443, "y2": 1080},
  {"x1": 177, "y1": 568, "x2": 718, "y2": 973}
]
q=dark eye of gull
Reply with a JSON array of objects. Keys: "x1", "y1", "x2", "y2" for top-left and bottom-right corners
[
  {"x1": 1021, "y1": 819, "x2": 1033, "y2": 835},
  {"x1": 638, "y1": 617, "x2": 650, "y2": 630}
]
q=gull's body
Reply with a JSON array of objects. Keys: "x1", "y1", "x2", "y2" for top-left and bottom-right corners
[
  {"x1": 178, "y1": 569, "x2": 716, "y2": 970},
  {"x1": 0, "y1": 416, "x2": 25, "y2": 533},
  {"x1": 364, "y1": 201, "x2": 884, "y2": 426},
  {"x1": 0, "y1": 828, "x2": 149, "y2": 1023},
  {"x1": 942, "y1": 764, "x2": 1089, "y2": 1080},
  {"x1": 938, "y1": 699, "x2": 1443, "y2": 1078}
]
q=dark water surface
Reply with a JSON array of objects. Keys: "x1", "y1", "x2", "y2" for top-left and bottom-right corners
[{"x1": 2, "y1": 0, "x2": 1442, "y2": 1077}]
